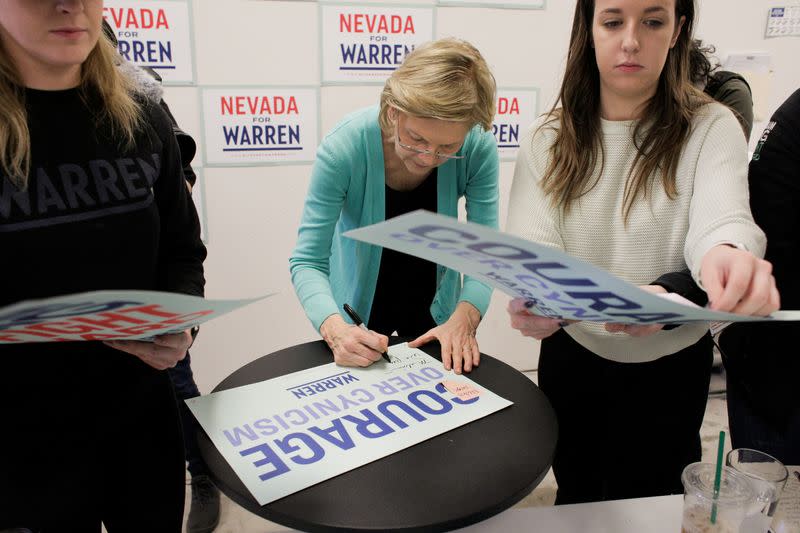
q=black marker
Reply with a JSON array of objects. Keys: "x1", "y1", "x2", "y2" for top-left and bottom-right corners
[{"x1": 343, "y1": 303, "x2": 392, "y2": 364}]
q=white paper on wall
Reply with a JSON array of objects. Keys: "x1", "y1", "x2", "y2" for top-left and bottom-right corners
[
  {"x1": 765, "y1": 6, "x2": 800, "y2": 38},
  {"x1": 321, "y1": 4, "x2": 434, "y2": 84},
  {"x1": 201, "y1": 87, "x2": 319, "y2": 166},
  {"x1": 493, "y1": 88, "x2": 539, "y2": 160},
  {"x1": 437, "y1": 0, "x2": 544, "y2": 8},
  {"x1": 103, "y1": 0, "x2": 195, "y2": 84}
]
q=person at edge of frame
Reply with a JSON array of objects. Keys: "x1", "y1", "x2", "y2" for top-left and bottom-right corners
[
  {"x1": 505, "y1": 0, "x2": 779, "y2": 505},
  {"x1": 0, "y1": 1, "x2": 206, "y2": 531},
  {"x1": 290, "y1": 37, "x2": 499, "y2": 375}
]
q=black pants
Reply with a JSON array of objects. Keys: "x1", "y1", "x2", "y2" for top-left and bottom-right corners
[
  {"x1": 167, "y1": 351, "x2": 208, "y2": 477},
  {"x1": 539, "y1": 329, "x2": 713, "y2": 505},
  {"x1": 720, "y1": 324, "x2": 800, "y2": 465},
  {"x1": 0, "y1": 348, "x2": 185, "y2": 532}
]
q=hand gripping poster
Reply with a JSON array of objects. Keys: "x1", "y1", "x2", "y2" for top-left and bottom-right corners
[{"x1": 187, "y1": 343, "x2": 513, "y2": 505}]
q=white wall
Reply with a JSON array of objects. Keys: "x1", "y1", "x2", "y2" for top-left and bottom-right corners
[{"x1": 164, "y1": 0, "x2": 800, "y2": 393}]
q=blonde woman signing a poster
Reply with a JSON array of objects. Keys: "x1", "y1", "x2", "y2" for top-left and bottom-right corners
[
  {"x1": 290, "y1": 38, "x2": 499, "y2": 375},
  {"x1": 506, "y1": 0, "x2": 778, "y2": 504},
  {"x1": 0, "y1": 1, "x2": 205, "y2": 531}
]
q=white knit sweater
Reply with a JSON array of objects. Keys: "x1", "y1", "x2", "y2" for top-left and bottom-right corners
[{"x1": 507, "y1": 102, "x2": 766, "y2": 363}]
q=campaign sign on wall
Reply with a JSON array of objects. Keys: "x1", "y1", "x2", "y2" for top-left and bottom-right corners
[
  {"x1": 345, "y1": 211, "x2": 800, "y2": 325},
  {"x1": 0, "y1": 291, "x2": 270, "y2": 343},
  {"x1": 103, "y1": 0, "x2": 195, "y2": 85},
  {"x1": 493, "y1": 88, "x2": 539, "y2": 160},
  {"x1": 201, "y1": 87, "x2": 319, "y2": 166},
  {"x1": 321, "y1": 4, "x2": 434, "y2": 84},
  {"x1": 437, "y1": 0, "x2": 545, "y2": 8},
  {"x1": 187, "y1": 343, "x2": 512, "y2": 505}
]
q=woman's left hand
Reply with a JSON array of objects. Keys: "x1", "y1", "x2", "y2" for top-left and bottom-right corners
[
  {"x1": 409, "y1": 302, "x2": 481, "y2": 375},
  {"x1": 105, "y1": 330, "x2": 193, "y2": 370}
]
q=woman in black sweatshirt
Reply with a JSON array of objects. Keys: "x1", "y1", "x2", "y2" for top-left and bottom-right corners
[{"x1": 0, "y1": 2, "x2": 206, "y2": 530}]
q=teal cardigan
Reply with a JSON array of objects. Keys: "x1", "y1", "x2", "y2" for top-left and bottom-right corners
[{"x1": 290, "y1": 106, "x2": 499, "y2": 331}]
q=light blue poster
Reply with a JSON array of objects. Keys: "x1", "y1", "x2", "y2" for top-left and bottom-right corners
[
  {"x1": 187, "y1": 343, "x2": 513, "y2": 505},
  {"x1": 0, "y1": 290, "x2": 269, "y2": 343},
  {"x1": 345, "y1": 210, "x2": 800, "y2": 325}
]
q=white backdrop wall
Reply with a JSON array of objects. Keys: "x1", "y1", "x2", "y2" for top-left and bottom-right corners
[{"x1": 157, "y1": 0, "x2": 800, "y2": 393}]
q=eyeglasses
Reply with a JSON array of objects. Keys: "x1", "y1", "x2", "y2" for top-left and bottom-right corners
[{"x1": 395, "y1": 120, "x2": 465, "y2": 161}]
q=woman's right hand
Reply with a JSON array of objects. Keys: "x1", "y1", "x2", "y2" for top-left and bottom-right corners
[
  {"x1": 320, "y1": 314, "x2": 389, "y2": 367},
  {"x1": 507, "y1": 298, "x2": 571, "y2": 340}
]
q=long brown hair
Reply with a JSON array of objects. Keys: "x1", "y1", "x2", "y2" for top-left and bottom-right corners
[
  {"x1": 540, "y1": 0, "x2": 710, "y2": 220},
  {"x1": 0, "y1": 34, "x2": 142, "y2": 190}
]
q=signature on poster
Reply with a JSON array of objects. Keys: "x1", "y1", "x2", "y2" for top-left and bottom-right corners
[{"x1": 386, "y1": 343, "x2": 430, "y2": 373}]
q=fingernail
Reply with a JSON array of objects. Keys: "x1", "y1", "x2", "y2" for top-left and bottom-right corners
[{"x1": 524, "y1": 300, "x2": 535, "y2": 309}]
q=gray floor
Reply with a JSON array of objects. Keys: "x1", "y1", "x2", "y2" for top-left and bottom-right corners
[{"x1": 181, "y1": 368, "x2": 732, "y2": 532}]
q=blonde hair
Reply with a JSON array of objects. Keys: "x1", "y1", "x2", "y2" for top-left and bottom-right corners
[
  {"x1": 379, "y1": 37, "x2": 496, "y2": 133},
  {"x1": 0, "y1": 34, "x2": 142, "y2": 189}
]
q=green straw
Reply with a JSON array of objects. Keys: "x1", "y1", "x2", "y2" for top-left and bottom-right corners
[{"x1": 710, "y1": 430, "x2": 726, "y2": 525}]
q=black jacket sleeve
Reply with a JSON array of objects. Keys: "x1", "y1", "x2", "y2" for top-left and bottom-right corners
[
  {"x1": 749, "y1": 89, "x2": 800, "y2": 309},
  {"x1": 145, "y1": 100, "x2": 207, "y2": 297},
  {"x1": 651, "y1": 269, "x2": 708, "y2": 307},
  {"x1": 159, "y1": 99, "x2": 198, "y2": 188}
]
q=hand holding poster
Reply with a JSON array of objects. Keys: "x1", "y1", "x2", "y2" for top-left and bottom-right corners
[
  {"x1": 344, "y1": 210, "x2": 800, "y2": 325},
  {"x1": 187, "y1": 343, "x2": 513, "y2": 505},
  {"x1": 0, "y1": 290, "x2": 270, "y2": 343}
]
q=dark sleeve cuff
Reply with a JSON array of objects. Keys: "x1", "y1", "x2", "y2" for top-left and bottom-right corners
[
  {"x1": 650, "y1": 269, "x2": 708, "y2": 307},
  {"x1": 651, "y1": 269, "x2": 708, "y2": 330}
]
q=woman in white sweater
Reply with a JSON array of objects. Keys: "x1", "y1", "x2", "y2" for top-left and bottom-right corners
[{"x1": 506, "y1": 0, "x2": 778, "y2": 504}]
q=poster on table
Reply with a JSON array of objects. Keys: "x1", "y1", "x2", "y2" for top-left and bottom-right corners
[
  {"x1": 493, "y1": 88, "x2": 539, "y2": 160},
  {"x1": 345, "y1": 210, "x2": 800, "y2": 325},
  {"x1": 0, "y1": 291, "x2": 269, "y2": 343},
  {"x1": 320, "y1": 4, "x2": 434, "y2": 84},
  {"x1": 187, "y1": 343, "x2": 513, "y2": 505},
  {"x1": 437, "y1": 0, "x2": 545, "y2": 8},
  {"x1": 201, "y1": 87, "x2": 319, "y2": 166},
  {"x1": 103, "y1": 0, "x2": 195, "y2": 85}
]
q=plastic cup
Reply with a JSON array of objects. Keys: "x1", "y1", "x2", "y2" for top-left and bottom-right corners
[
  {"x1": 681, "y1": 462, "x2": 758, "y2": 533},
  {"x1": 726, "y1": 448, "x2": 789, "y2": 533}
]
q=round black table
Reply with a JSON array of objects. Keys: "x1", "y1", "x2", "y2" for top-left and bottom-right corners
[{"x1": 197, "y1": 340, "x2": 558, "y2": 532}]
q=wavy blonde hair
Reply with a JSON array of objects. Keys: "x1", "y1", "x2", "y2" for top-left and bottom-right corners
[
  {"x1": 0, "y1": 33, "x2": 142, "y2": 189},
  {"x1": 379, "y1": 37, "x2": 496, "y2": 133}
]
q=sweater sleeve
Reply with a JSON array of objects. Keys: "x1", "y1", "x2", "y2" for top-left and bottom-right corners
[
  {"x1": 684, "y1": 104, "x2": 766, "y2": 283},
  {"x1": 148, "y1": 101, "x2": 207, "y2": 297},
  {"x1": 506, "y1": 120, "x2": 565, "y2": 251},
  {"x1": 459, "y1": 128, "x2": 500, "y2": 316},
  {"x1": 289, "y1": 136, "x2": 350, "y2": 331}
]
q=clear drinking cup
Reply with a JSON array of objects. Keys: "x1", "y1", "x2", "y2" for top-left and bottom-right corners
[
  {"x1": 726, "y1": 448, "x2": 789, "y2": 533},
  {"x1": 681, "y1": 462, "x2": 758, "y2": 533}
]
